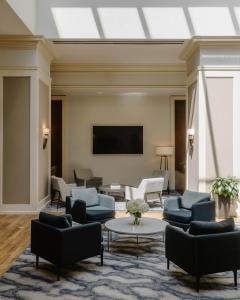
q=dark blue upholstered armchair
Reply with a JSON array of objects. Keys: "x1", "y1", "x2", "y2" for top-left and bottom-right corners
[
  {"x1": 31, "y1": 213, "x2": 103, "y2": 280},
  {"x1": 165, "y1": 223, "x2": 240, "y2": 291},
  {"x1": 66, "y1": 188, "x2": 115, "y2": 224},
  {"x1": 163, "y1": 190, "x2": 215, "y2": 230}
]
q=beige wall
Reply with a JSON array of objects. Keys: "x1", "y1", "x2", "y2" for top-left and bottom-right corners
[
  {"x1": 3, "y1": 77, "x2": 30, "y2": 204},
  {"x1": 187, "y1": 82, "x2": 199, "y2": 191},
  {"x1": 38, "y1": 80, "x2": 49, "y2": 201},
  {"x1": 205, "y1": 77, "x2": 233, "y2": 182},
  {"x1": 64, "y1": 95, "x2": 172, "y2": 186}
]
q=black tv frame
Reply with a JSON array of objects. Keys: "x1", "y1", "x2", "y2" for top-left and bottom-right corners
[{"x1": 92, "y1": 125, "x2": 143, "y2": 155}]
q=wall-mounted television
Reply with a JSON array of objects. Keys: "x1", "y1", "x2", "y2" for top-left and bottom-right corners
[{"x1": 93, "y1": 126, "x2": 143, "y2": 154}]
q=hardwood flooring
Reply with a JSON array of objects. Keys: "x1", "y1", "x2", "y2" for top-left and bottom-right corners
[{"x1": 0, "y1": 214, "x2": 37, "y2": 276}]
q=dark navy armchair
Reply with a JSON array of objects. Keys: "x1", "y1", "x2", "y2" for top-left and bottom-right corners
[{"x1": 163, "y1": 190, "x2": 215, "y2": 230}]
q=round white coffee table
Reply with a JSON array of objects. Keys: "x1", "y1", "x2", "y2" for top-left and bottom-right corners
[{"x1": 105, "y1": 217, "x2": 167, "y2": 256}]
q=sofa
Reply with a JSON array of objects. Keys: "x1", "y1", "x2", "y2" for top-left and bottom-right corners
[
  {"x1": 165, "y1": 219, "x2": 240, "y2": 291},
  {"x1": 163, "y1": 190, "x2": 215, "y2": 230},
  {"x1": 66, "y1": 187, "x2": 115, "y2": 224},
  {"x1": 31, "y1": 212, "x2": 103, "y2": 280}
]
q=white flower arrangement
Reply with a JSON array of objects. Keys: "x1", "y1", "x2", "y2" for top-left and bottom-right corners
[
  {"x1": 126, "y1": 199, "x2": 149, "y2": 224},
  {"x1": 126, "y1": 199, "x2": 150, "y2": 214}
]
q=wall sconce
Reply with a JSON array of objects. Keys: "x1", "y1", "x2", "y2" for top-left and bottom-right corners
[
  {"x1": 43, "y1": 127, "x2": 49, "y2": 149},
  {"x1": 188, "y1": 128, "x2": 195, "y2": 157}
]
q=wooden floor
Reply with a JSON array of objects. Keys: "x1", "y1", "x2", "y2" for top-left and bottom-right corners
[
  {"x1": 0, "y1": 211, "x2": 162, "y2": 276},
  {"x1": 0, "y1": 214, "x2": 37, "y2": 276}
]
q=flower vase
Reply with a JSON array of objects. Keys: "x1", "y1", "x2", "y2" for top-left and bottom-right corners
[{"x1": 131, "y1": 213, "x2": 141, "y2": 225}]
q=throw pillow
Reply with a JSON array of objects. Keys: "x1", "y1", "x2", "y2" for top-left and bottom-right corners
[
  {"x1": 189, "y1": 218, "x2": 235, "y2": 235},
  {"x1": 39, "y1": 212, "x2": 72, "y2": 228}
]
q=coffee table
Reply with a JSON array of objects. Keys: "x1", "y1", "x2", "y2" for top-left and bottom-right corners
[
  {"x1": 99, "y1": 184, "x2": 125, "y2": 199},
  {"x1": 105, "y1": 217, "x2": 167, "y2": 256}
]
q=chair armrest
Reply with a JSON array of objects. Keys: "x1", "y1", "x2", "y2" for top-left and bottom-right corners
[
  {"x1": 75, "y1": 178, "x2": 85, "y2": 187},
  {"x1": 60, "y1": 222, "x2": 102, "y2": 264},
  {"x1": 98, "y1": 194, "x2": 115, "y2": 210},
  {"x1": 125, "y1": 186, "x2": 138, "y2": 200},
  {"x1": 195, "y1": 230, "x2": 240, "y2": 275},
  {"x1": 66, "y1": 197, "x2": 87, "y2": 224},
  {"x1": 86, "y1": 177, "x2": 103, "y2": 188},
  {"x1": 164, "y1": 196, "x2": 181, "y2": 210},
  {"x1": 192, "y1": 200, "x2": 215, "y2": 221},
  {"x1": 165, "y1": 225, "x2": 195, "y2": 274}
]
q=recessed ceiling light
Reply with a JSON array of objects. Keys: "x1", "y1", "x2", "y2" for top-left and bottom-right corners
[{"x1": 97, "y1": 91, "x2": 103, "y2": 95}]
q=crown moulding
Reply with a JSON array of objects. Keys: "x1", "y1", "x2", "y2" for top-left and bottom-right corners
[
  {"x1": 180, "y1": 36, "x2": 240, "y2": 61},
  {"x1": 51, "y1": 63, "x2": 186, "y2": 73}
]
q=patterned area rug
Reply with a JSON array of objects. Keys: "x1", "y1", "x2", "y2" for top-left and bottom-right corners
[{"x1": 0, "y1": 233, "x2": 240, "y2": 300}]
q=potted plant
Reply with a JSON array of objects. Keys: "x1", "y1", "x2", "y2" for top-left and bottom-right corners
[
  {"x1": 211, "y1": 176, "x2": 240, "y2": 219},
  {"x1": 126, "y1": 199, "x2": 149, "y2": 225}
]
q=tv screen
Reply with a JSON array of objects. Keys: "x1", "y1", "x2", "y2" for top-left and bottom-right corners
[{"x1": 93, "y1": 126, "x2": 143, "y2": 154}]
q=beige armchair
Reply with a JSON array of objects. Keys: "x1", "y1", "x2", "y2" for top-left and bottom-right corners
[
  {"x1": 51, "y1": 176, "x2": 78, "y2": 208},
  {"x1": 73, "y1": 168, "x2": 103, "y2": 190},
  {"x1": 125, "y1": 178, "x2": 164, "y2": 206}
]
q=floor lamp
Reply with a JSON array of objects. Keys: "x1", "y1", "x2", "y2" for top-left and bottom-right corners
[{"x1": 155, "y1": 146, "x2": 174, "y2": 194}]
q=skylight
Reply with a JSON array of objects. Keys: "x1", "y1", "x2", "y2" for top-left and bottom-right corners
[
  {"x1": 143, "y1": 7, "x2": 190, "y2": 39},
  {"x1": 97, "y1": 8, "x2": 145, "y2": 38},
  {"x1": 51, "y1": 8, "x2": 99, "y2": 38},
  {"x1": 188, "y1": 7, "x2": 235, "y2": 35}
]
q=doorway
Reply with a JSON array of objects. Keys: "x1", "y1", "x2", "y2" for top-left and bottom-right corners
[
  {"x1": 174, "y1": 100, "x2": 186, "y2": 193},
  {"x1": 51, "y1": 100, "x2": 62, "y2": 177}
]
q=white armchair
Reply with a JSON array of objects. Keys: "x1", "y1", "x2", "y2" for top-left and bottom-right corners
[
  {"x1": 51, "y1": 176, "x2": 78, "y2": 208},
  {"x1": 152, "y1": 170, "x2": 169, "y2": 191},
  {"x1": 125, "y1": 178, "x2": 164, "y2": 206}
]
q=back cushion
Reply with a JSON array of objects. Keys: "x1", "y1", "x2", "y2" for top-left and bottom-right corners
[
  {"x1": 189, "y1": 218, "x2": 235, "y2": 235},
  {"x1": 39, "y1": 212, "x2": 72, "y2": 228},
  {"x1": 181, "y1": 190, "x2": 210, "y2": 209},
  {"x1": 71, "y1": 187, "x2": 99, "y2": 207}
]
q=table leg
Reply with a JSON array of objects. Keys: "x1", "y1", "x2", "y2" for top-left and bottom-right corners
[{"x1": 108, "y1": 230, "x2": 110, "y2": 252}]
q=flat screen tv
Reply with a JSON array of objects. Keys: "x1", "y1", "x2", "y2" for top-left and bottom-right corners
[{"x1": 93, "y1": 126, "x2": 143, "y2": 154}]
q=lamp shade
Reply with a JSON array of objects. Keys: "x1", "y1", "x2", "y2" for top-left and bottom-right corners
[{"x1": 155, "y1": 146, "x2": 174, "y2": 156}]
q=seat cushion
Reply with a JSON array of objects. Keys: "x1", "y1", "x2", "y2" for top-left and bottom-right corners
[
  {"x1": 181, "y1": 190, "x2": 210, "y2": 209},
  {"x1": 163, "y1": 209, "x2": 192, "y2": 224},
  {"x1": 189, "y1": 218, "x2": 235, "y2": 235},
  {"x1": 86, "y1": 205, "x2": 114, "y2": 221},
  {"x1": 71, "y1": 187, "x2": 99, "y2": 207},
  {"x1": 39, "y1": 212, "x2": 72, "y2": 228}
]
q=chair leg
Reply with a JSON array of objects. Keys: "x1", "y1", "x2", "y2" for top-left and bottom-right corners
[
  {"x1": 101, "y1": 250, "x2": 104, "y2": 266},
  {"x1": 167, "y1": 258, "x2": 170, "y2": 270},
  {"x1": 56, "y1": 266, "x2": 61, "y2": 281},
  {"x1": 234, "y1": 270, "x2": 238, "y2": 287},
  {"x1": 36, "y1": 255, "x2": 39, "y2": 269},
  {"x1": 196, "y1": 276, "x2": 200, "y2": 292}
]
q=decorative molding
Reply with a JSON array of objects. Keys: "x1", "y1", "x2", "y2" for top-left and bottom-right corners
[
  {"x1": 52, "y1": 39, "x2": 185, "y2": 45},
  {"x1": 0, "y1": 36, "x2": 55, "y2": 62},
  {"x1": 51, "y1": 63, "x2": 186, "y2": 73},
  {"x1": 180, "y1": 37, "x2": 240, "y2": 61},
  {"x1": 0, "y1": 35, "x2": 43, "y2": 49},
  {"x1": 198, "y1": 66, "x2": 240, "y2": 72},
  {"x1": 52, "y1": 84, "x2": 185, "y2": 89},
  {"x1": 0, "y1": 66, "x2": 38, "y2": 71}
]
